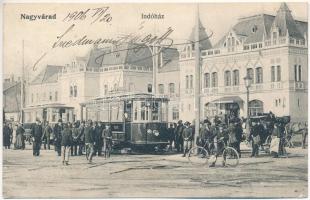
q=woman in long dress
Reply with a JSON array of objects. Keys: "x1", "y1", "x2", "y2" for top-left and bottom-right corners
[{"x1": 15, "y1": 123, "x2": 25, "y2": 149}]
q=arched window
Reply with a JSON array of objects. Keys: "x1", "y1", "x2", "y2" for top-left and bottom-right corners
[
  {"x1": 158, "y1": 84, "x2": 164, "y2": 94},
  {"x1": 211, "y1": 72, "x2": 218, "y2": 87},
  {"x1": 249, "y1": 100, "x2": 264, "y2": 116},
  {"x1": 169, "y1": 83, "x2": 175, "y2": 94},
  {"x1": 204, "y1": 73, "x2": 210, "y2": 88},
  {"x1": 186, "y1": 46, "x2": 190, "y2": 57},
  {"x1": 74, "y1": 85, "x2": 78, "y2": 97},
  {"x1": 189, "y1": 75, "x2": 193, "y2": 89},
  {"x1": 246, "y1": 68, "x2": 254, "y2": 84},
  {"x1": 232, "y1": 70, "x2": 239, "y2": 86},
  {"x1": 224, "y1": 70, "x2": 231, "y2": 86},
  {"x1": 104, "y1": 84, "x2": 109, "y2": 94},
  {"x1": 298, "y1": 65, "x2": 302, "y2": 81},
  {"x1": 70, "y1": 86, "x2": 73, "y2": 97},
  {"x1": 147, "y1": 84, "x2": 152, "y2": 93},
  {"x1": 185, "y1": 75, "x2": 189, "y2": 89},
  {"x1": 276, "y1": 65, "x2": 281, "y2": 81},
  {"x1": 271, "y1": 66, "x2": 275, "y2": 82},
  {"x1": 255, "y1": 67, "x2": 263, "y2": 83}
]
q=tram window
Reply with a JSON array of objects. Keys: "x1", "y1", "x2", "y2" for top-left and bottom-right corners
[
  {"x1": 134, "y1": 102, "x2": 138, "y2": 121},
  {"x1": 152, "y1": 102, "x2": 159, "y2": 121},
  {"x1": 125, "y1": 102, "x2": 132, "y2": 121},
  {"x1": 141, "y1": 102, "x2": 146, "y2": 120}
]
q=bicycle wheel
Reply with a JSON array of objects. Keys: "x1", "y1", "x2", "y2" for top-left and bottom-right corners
[
  {"x1": 188, "y1": 147, "x2": 209, "y2": 165},
  {"x1": 222, "y1": 147, "x2": 239, "y2": 167}
]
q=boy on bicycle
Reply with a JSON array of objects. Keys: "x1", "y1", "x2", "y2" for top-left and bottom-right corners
[{"x1": 209, "y1": 123, "x2": 228, "y2": 167}]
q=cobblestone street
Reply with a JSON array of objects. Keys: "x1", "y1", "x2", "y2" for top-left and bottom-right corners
[{"x1": 2, "y1": 144, "x2": 308, "y2": 198}]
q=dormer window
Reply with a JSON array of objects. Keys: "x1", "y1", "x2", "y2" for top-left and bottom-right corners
[
  {"x1": 224, "y1": 42, "x2": 226, "y2": 47},
  {"x1": 252, "y1": 25, "x2": 258, "y2": 33}
]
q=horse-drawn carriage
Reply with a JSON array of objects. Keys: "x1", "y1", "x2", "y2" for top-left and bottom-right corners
[{"x1": 248, "y1": 114, "x2": 307, "y2": 155}]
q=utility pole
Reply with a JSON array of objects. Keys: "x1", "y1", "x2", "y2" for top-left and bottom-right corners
[
  {"x1": 20, "y1": 40, "x2": 25, "y2": 123},
  {"x1": 194, "y1": 4, "x2": 201, "y2": 147}
]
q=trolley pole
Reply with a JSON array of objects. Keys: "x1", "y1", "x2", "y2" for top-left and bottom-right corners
[{"x1": 194, "y1": 5, "x2": 201, "y2": 147}]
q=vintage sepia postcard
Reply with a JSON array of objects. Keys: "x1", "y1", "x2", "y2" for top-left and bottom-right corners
[{"x1": 2, "y1": 0, "x2": 308, "y2": 198}]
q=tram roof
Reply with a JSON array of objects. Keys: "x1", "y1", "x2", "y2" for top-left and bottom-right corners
[{"x1": 81, "y1": 93, "x2": 169, "y2": 105}]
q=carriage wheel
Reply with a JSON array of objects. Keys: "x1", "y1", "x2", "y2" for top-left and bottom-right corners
[
  {"x1": 188, "y1": 147, "x2": 209, "y2": 165},
  {"x1": 222, "y1": 147, "x2": 239, "y2": 167}
]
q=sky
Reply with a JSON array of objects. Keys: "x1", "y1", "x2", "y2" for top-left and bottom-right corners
[{"x1": 3, "y1": 2, "x2": 308, "y2": 80}]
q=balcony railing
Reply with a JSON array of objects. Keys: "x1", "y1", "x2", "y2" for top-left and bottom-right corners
[
  {"x1": 295, "y1": 81, "x2": 305, "y2": 90},
  {"x1": 180, "y1": 36, "x2": 306, "y2": 60}
]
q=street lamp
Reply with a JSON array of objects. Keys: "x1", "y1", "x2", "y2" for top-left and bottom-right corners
[{"x1": 243, "y1": 74, "x2": 252, "y2": 138}]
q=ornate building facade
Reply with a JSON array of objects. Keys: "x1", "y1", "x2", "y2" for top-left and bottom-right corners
[
  {"x1": 23, "y1": 3, "x2": 308, "y2": 124},
  {"x1": 178, "y1": 3, "x2": 308, "y2": 123}
]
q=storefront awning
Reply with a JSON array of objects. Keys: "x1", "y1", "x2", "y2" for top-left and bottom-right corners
[
  {"x1": 211, "y1": 96, "x2": 243, "y2": 104},
  {"x1": 23, "y1": 103, "x2": 74, "y2": 110}
]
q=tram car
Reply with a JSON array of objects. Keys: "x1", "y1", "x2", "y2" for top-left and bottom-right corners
[{"x1": 82, "y1": 93, "x2": 170, "y2": 151}]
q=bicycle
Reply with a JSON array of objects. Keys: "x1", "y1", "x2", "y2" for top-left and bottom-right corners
[
  {"x1": 188, "y1": 137, "x2": 239, "y2": 167},
  {"x1": 104, "y1": 137, "x2": 112, "y2": 159}
]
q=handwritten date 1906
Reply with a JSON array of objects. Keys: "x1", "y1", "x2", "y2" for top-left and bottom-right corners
[{"x1": 63, "y1": 6, "x2": 112, "y2": 24}]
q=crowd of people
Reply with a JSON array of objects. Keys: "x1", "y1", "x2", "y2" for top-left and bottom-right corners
[
  {"x1": 3, "y1": 119, "x2": 113, "y2": 165},
  {"x1": 166, "y1": 111, "x2": 297, "y2": 159},
  {"x1": 3, "y1": 111, "x2": 307, "y2": 166}
]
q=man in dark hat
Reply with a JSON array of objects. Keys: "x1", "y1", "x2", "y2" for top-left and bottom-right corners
[
  {"x1": 102, "y1": 123, "x2": 113, "y2": 159},
  {"x1": 61, "y1": 123, "x2": 73, "y2": 165},
  {"x1": 94, "y1": 121, "x2": 104, "y2": 156},
  {"x1": 31, "y1": 119, "x2": 43, "y2": 156},
  {"x1": 167, "y1": 123, "x2": 175, "y2": 151},
  {"x1": 84, "y1": 120, "x2": 95, "y2": 163},
  {"x1": 77, "y1": 121, "x2": 85, "y2": 155},
  {"x1": 53, "y1": 119, "x2": 63, "y2": 156},
  {"x1": 174, "y1": 120, "x2": 184, "y2": 153},
  {"x1": 71, "y1": 122, "x2": 80, "y2": 156},
  {"x1": 182, "y1": 121, "x2": 193, "y2": 157},
  {"x1": 250, "y1": 121, "x2": 261, "y2": 157},
  {"x1": 42, "y1": 121, "x2": 52, "y2": 150},
  {"x1": 3, "y1": 122, "x2": 12, "y2": 149}
]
